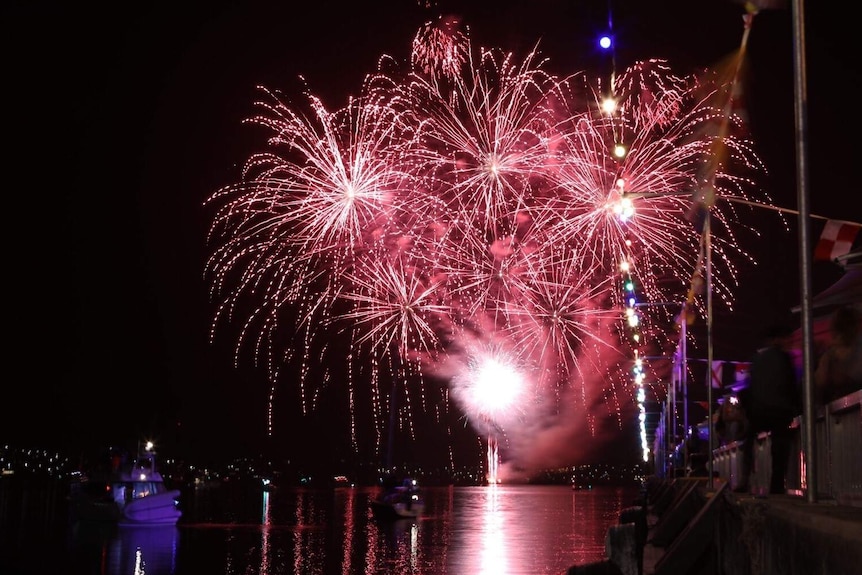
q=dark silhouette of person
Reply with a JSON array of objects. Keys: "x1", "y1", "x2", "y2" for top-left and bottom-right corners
[{"x1": 738, "y1": 323, "x2": 801, "y2": 495}]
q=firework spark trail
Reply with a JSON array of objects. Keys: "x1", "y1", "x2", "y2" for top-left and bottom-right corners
[
  {"x1": 338, "y1": 250, "x2": 451, "y2": 360},
  {"x1": 503, "y1": 246, "x2": 621, "y2": 386},
  {"x1": 430, "y1": 217, "x2": 538, "y2": 326},
  {"x1": 411, "y1": 16, "x2": 469, "y2": 83},
  {"x1": 205, "y1": 77, "x2": 417, "y2": 379},
  {"x1": 546, "y1": 64, "x2": 710, "y2": 302},
  {"x1": 399, "y1": 44, "x2": 567, "y2": 236},
  {"x1": 206, "y1": 20, "x2": 769, "y2": 470}
]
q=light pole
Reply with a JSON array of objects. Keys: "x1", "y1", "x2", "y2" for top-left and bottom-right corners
[
  {"x1": 622, "y1": 189, "x2": 706, "y2": 478},
  {"x1": 791, "y1": 0, "x2": 817, "y2": 503},
  {"x1": 634, "y1": 301, "x2": 688, "y2": 473}
]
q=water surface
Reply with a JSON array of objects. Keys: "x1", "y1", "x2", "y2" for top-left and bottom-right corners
[{"x1": 1, "y1": 480, "x2": 639, "y2": 575}]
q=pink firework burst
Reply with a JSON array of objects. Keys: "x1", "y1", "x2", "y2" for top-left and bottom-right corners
[
  {"x1": 503, "y1": 245, "x2": 621, "y2": 386},
  {"x1": 398, "y1": 41, "x2": 567, "y2": 236},
  {"x1": 207, "y1": 26, "x2": 768, "y2": 459},
  {"x1": 205, "y1": 79, "x2": 414, "y2": 361},
  {"x1": 448, "y1": 341, "x2": 532, "y2": 433},
  {"x1": 337, "y1": 249, "x2": 451, "y2": 360},
  {"x1": 543, "y1": 59, "x2": 767, "y2": 317}
]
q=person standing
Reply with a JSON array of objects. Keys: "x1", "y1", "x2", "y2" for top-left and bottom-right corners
[{"x1": 739, "y1": 324, "x2": 801, "y2": 495}]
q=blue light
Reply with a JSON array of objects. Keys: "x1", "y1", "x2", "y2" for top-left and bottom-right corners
[{"x1": 599, "y1": 35, "x2": 612, "y2": 50}]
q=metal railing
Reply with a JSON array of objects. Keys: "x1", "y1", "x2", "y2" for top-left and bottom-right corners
[{"x1": 711, "y1": 389, "x2": 861, "y2": 505}]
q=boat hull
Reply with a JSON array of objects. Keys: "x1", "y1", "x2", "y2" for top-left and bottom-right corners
[
  {"x1": 71, "y1": 489, "x2": 182, "y2": 526},
  {"x1": 119, "y1": 490, "x2": 182, "y2": 526},
  {"x1": 69, "y1": 447, "x2": 182, "y2": 527},
  {"x1": 370, "y1": 494, "x2": 425, "y2": 520}
]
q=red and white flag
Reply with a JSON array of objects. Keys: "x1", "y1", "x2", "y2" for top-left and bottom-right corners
[
  {"x1": 734, "y1": 362, "x2": 751, "y2": 385},
  {"x1": 710, "y1": 361, "x2": 724, "y2": 388},
  {"x1": 709, "y1": 361, "x2": 752, "y2": 388},
  {"x1": 814, "y1": 220, "x2": 861, "y2": 262}
]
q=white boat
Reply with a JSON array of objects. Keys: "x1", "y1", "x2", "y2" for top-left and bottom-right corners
[
  {"x1": 70, "y1": 441, "x2": 182, "y2": 526},
  {"x1": 370, "y1": 476, "x2": 425, "y2": 520}
]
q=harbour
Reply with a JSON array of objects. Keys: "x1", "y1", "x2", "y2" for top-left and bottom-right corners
[
  {"x1": 4, "y1": 2, "x2": 861, "y2": 574},
  {"x1": 1, "y1": 476, "x2": 639, "y2": 575}
]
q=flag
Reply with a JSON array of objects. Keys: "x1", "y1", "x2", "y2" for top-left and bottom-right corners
[
  {"x1": 814, "y1": 220, "x2": 861, "y2": 262},
  {"x1": 709, "y1": 361, "x2": 751, "y2": 388},
  {"x1": 733, "y1": 362, "x2": 751, "y2": 385},
  {"x1": 710, "y1": 361, "x2": 724, "y2": 388}
]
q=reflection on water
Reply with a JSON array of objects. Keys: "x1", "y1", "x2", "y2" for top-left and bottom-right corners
[
  {"x1": 112, "y1": 525, "x2": 179, "y2": 574},
  {"x1": 2, "y1": 481, "x2": 639, "y2": 575},
  {"x1": 261, "y1": 489, "x2": 271, "y2": 574},
  {"x1": 478, "y1": 485, "x2": 507, "y2": 573},
  {"x1": 445, "y1": 485, "x2": 630, "y2": 575},
  {"x1": 64, "y1": 520, "x2": 179, "y2": 575}
]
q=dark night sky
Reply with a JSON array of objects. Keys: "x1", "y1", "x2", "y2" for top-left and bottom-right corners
[{"x1": 4, "y1": 1, "x2": 858, "y2": 470}]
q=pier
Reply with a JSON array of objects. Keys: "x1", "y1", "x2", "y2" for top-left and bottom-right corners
[
  {"x1": 568, "y1": 477, "x2": 862, "y2": 575},
  {"x1": 569, "y1": 389, "x2": 862, "y2": 575}
]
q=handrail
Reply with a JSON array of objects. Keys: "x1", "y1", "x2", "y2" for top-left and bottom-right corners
[{"x1": 710, "y1": 389, "x2": 861, "y2": 505}]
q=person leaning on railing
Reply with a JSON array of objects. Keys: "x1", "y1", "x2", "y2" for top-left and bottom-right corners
[{"x1": 814, "y1": 304, "x2": 862, "y2": 404}]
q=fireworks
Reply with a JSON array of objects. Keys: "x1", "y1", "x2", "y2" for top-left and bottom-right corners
[{"x1": 206, "y1": 20, "x2": 767, "y2": 470}]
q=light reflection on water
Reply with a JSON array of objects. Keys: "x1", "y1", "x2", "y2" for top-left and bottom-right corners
[
  {"x1": 1, "y1": 482, "x2": 639, "y2": 575},
  {"x1": 110, "y1": 525, "x2": 179, "y2": 575}
]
